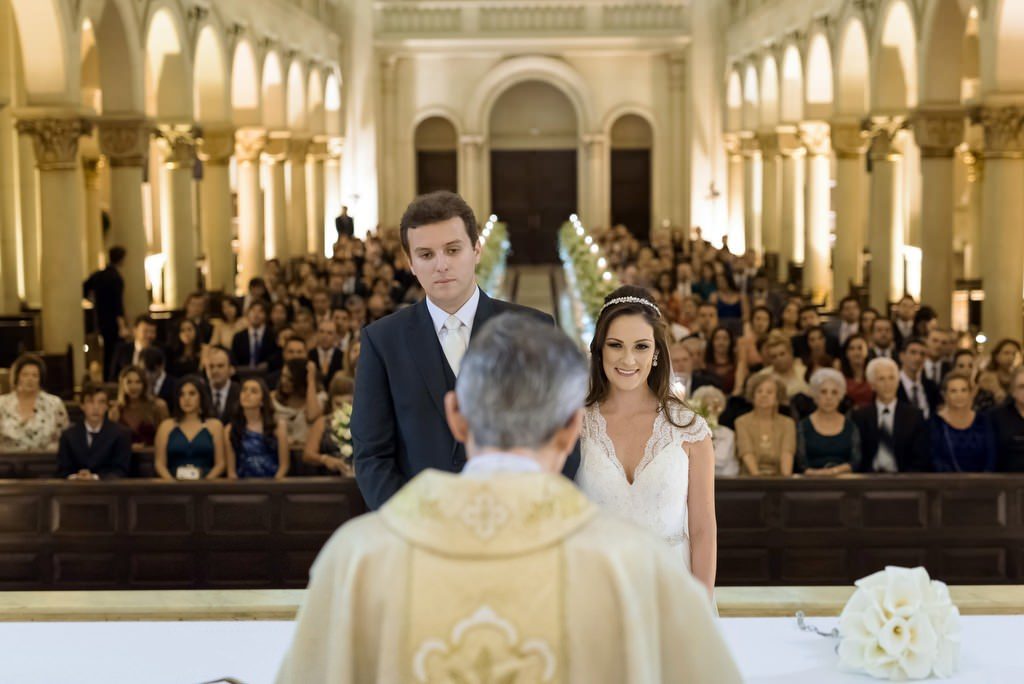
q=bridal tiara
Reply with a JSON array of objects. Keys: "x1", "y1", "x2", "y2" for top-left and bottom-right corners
[{"x1": 599, "y1": 296, "x2": 662, "y2": 318}]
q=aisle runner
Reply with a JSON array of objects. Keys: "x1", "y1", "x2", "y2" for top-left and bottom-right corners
[{"x1": 509, "y1": 266, "x2": 556, "y2": 317}]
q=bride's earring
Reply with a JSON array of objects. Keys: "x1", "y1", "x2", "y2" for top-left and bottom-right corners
[{"x1": 652, "y1": 353, "x2": 659, "y2": 367}]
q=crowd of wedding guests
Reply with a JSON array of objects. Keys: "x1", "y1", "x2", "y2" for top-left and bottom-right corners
[
  {"x1": 0, "y1": 232, "x2": 418, "y2": 481},
  {"x1": 595, "y1": 224, "x2": 1024, "y2": 477},
  {"x1": 2, "y1": 222, "x2": 1024, "y2": 481}
]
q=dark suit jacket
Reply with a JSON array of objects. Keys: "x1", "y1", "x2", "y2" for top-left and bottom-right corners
[
  {"x1": 335, "y1": 214, "x2": 354, "y2": 238},
  {"x1": 231, "y1": 327, "x2": 280, "y2": 370},
  {"x1": 352, "y1": 290, "x2": 581, "y2": 509},
  {"x1": 168, "y1": 315, "x2": 213, "y2": 346},
  {"x1": 152, "y1": 373, "x2": 177, "y2": 408},
  {"x1": 204, "y1": 379, "x2": 241, "y2": 423},
  {"x1": 82, "y1": 266, "x2": 124, "y2": 334},
  {"x1": 310, "y1": 347, "x2": 345, "y2": 386},
  {"x1": 108, "y1": 342, "x2": 162, "y2": 382},
  {"x1": 56, "y1": 420, "x2": 132, "y2": 479},
  {"x1": 897, "y1": 377, "x2": 941, "y2": 417},
  {"x1": 851, "y1": 401, "x2": 930, "y2": 472}
]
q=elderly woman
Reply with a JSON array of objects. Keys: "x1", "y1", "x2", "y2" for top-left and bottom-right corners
[
  {"x1": 691, "y1": 385, "x2": 738, "y2": 476},
  {"x1": 0, "y1": 353, "x2": 68, "y2": 451},
  {"x1": 734, "y1": 374, "x2": 796, "y2": 476},
  {"x1": 796, "y1": 368, "x2": 862, "y2": 476},
  {"x1": 930, "y1": 371, "x2": 997, "y2": 472}
]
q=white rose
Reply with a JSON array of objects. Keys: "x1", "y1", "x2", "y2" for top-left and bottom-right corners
[
  {"x1": 341, "y1": 428, "x2": 351, "y2": 440},
  {"x1": 340, "y1": 444, "x2": 353, "y2": 457}
]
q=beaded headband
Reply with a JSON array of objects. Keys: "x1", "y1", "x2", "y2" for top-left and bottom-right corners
[{"x1": 599, "y1": 296, "x2": 662, "y2": 318}]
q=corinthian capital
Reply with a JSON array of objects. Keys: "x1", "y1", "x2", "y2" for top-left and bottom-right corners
[
  {"x1": 196, "y1": 126, "x2": 237, "y2": 165},
  {"x1": 16, "y1": 116, "x2": 93, "y2": 171},
  {"x1": 235, "y1": 128, "x2": 268, "y2": 163},
  {"x1": 911, "y1": 109, "x2": 965, "y2": 158},
  {"x1": 830, "y1": 119, "x2": 871, "y2": 159},
  {"x1": 866, "y1": 116, "x2": 907, "y2": 161},
  {"x1": 98, "y1": 117, "x2": 153, "y2": 168},
  {"x1": 263, "y1": 131, "x2": 290, "y2": 162},
  {"x1": 971, "y1": 106, "x2": 1024, "y2": 158},
  {"x1": 156, "y1": 124, "x2": 198, "y2": 168},
  {"x1": 798, "y1": 121, "x2": 831, "y2": 156},
  {"x1": 776, "y1": 125, "x2": 804, "y2": 157}
]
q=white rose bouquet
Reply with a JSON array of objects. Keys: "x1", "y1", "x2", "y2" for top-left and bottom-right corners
[
  {"x1": 329, "y1": 402, "x2": 355, "y2": 463},
  {"x1": 837, "y1": 566, "x2": 960, "y2": 680}
]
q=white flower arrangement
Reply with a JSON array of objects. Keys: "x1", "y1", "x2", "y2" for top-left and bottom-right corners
[
  {"x1": 837, "y1": 566, "x2": 960, "y2": 680},
  {"x1": 330, "y1": 402, "x2": 355, "y2": 462}
]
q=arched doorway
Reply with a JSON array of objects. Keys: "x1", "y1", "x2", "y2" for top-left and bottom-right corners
[
  {"x1": 488, "y1": 80, "x2": 578, "y2": 264},
  {"x1": 609, "y1": 113, "x2": 653, "y2": 239},
  {"x1": 414, "y1": 116, "x2": 458, "y2": 195}
]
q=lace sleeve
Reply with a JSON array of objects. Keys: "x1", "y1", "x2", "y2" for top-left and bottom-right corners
[{"x1": 669, "y1": 404, "x2": 712, "y2": 444}]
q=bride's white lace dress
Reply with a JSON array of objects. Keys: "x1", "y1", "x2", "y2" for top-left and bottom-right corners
[{"x1": 576, "y1": 402, "x2": 710, "y2": 570}]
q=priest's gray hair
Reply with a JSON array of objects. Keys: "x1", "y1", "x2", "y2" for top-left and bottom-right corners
[{"x1": 456, "y1": 313, "x2": 588, "y2": 450}]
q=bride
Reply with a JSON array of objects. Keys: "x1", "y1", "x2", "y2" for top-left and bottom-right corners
[{"x1": 576, "y1": 285, "x2": 718, "y2": 597}]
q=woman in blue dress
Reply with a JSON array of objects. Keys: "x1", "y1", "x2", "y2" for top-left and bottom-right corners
[
  {"x1": 930, "y1": 372, "x2": 997, "y2": 472},
  {"x1": 154, "y1": 376, "x2": 225, "y2": 480},
  {"x1": 226, "y1": 378, "x2": 290, "y2": 479}
]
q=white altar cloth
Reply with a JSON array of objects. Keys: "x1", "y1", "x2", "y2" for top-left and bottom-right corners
[{"x1": 0, "y1": 616, "x2": 1021, "y2": 683}]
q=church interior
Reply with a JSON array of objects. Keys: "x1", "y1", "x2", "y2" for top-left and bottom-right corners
[{"x1": 0, "y1": 0, "x2": 1023, "y2": 681}]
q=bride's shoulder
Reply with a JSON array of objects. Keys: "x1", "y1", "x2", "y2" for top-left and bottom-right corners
[{"x1": 665, "y1": 401, "x2": 712, "y2": 444}]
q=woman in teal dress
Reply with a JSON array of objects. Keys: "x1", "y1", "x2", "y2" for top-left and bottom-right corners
[
  {"x1": 226, "y1": 378, "x2": 289, "y2": 479},
  {"x1": 797, "y1": 368, "x2": 862, "y2": 476},
  {"x1": 154, "y1": 376, "x2": 225, "y2": 480}
]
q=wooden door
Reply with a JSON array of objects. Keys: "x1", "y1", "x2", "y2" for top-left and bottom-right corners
[
  {"x1": 490, "y1": 150, "x2": 577, "y2": 264},
  {"x1": 610, "y1": 149, "x2": 651, "y2": 239},
  {"x1": 416, "y1": 151, "x2": 457, "y2": 195}
]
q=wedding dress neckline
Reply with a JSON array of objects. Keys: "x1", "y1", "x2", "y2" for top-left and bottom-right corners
[{"x1": 591, "y1": 404, "x2": 666, "y2": 486}]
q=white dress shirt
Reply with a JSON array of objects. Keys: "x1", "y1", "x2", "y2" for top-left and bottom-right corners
[
  {"x1": 462, "y1": 452, "x2": 544, "y2": 476},
  {"x1": 900, "y1": 371, "x2": 929, "y2": 418},
  {"x1": 873, "y1": 399, "x2": 898, "y2": 473},
  {"x1": 838, "y1": 321, "x2": 859, "y2": 346},
  {"x1": 924, "y1": 358, "x2": 944, "y2": 384},
  {"x1": 425, "y1": 287, "x2": 480, "y2": 351}
]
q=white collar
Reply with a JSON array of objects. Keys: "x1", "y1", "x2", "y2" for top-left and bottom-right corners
[
  {"x1": 900, "y1": 370, "x2": 921, "y2": 387},
  {"x1": 876, "y1": 398, "x2": 897, "y2": 414},
  {"x1": 425, "y1": 286, "x2": 481, "y2": 336},
  {"x1": 85, "y1": 421, "x2": 103, "y2": 434},
  {"x1": 462, "y1": 452, "x2": 544, "y2": 476}
]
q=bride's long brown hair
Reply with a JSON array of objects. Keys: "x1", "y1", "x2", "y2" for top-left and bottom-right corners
[{"x1": 586, "y1": 286, "x2": 694, "y2": 428}]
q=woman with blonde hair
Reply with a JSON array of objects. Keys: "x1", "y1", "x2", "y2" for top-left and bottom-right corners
[
  {"x1": 304, "y1": 374, "x2": 356, "y2": 475},
  {"x1": 109, "y1": 365, "x2": 168, "y2": 447}
]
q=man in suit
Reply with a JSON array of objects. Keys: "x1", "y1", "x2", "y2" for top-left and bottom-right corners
[
  {"x1": 353, "y1": 190, "x2": 579, "y2": 509},
  {"x1": 267, "y1": 336, "x2": 311, "y2": 390},
  {"x1": 896, "y1": 337, "x2": 941, "y2": 419},
  {"x1": 792, "y1": 305, "x2": 841, "y2": 360},
  {"x1": 83, "y1": 245, "x2": 128, "y2": 379},
  {"x1": 892, "y1": 294, "x2": 918, "y2": 346},
  {"x1": 923, "y1": 328, "x2": 953, "y2": 386},
  {"x1": 171, "y1": 292, "x2": 213, "y2": 345},
  {"x1": 852, "y1": 357, "x2": 930, "y2": 473},
  {"x1": 56, "y1": 383, "x2": 132, "y2": 479},
  {"x1": 231, "y1": 300, "x2": 279, "y2": 371},
  {"x1": 334, "y1": 206, "x2": 354, "y2": 239},
  {"x1": 823, "y1": 295, "x2": 861, "y2": 347},
  {"x1": 868, "y1": 317, "x2": 899, "y2": 361},
  {"x1": 671, "y1": 337, "x2": 723, "y2": 398},
  {"x1": 310, "y1": 319, "x2": 344, "y2": 386},
  {"x1": 140, "y1": 347, "x2": 176, "y2": 408},
  {"x1": 109, "y1": 314, "x2": 159, "y2": 381},
  {"x1": 203, "y1": 345, "x2": 240, "y2": 423}
]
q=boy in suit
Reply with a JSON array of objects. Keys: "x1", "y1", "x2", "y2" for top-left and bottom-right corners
[{"x1": 57, "y1": 383, "x2": 132, "y2": 479}]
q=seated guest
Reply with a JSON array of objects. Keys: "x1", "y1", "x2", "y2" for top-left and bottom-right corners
[
  {"x1": 953, "y1": 349, "x2": 977, "y2": 380},
  {"x1": 269, "y1": 300, "x2": 292, "y2": 333},
  {"x1": 304, "y1": 374, "x2": 356, "y2": 476},
  {"x1": 108, "y1": 314, "x2": 158, "y2": 381},
  {"x1": 231, "y1": 300, "x2": 279, "y2": 371},
  {"x1": 868, "y1": 317, "x2": 898, "y2": 360},
  {"x1": 708, "y1": 270, "x2": 745, "y2": 335},
  {"x1": 974, "y1": 368, "x2": 1007, "y2": 412},
  {"x1": 923, "y1": 328, "x2": 952, "y2": 386},
  {"x1": 912, "y1": 305, "x2": 939, "y2": 339},
  {"x1": 734, "y1": 374, "x2": 796, "y2": 476},
  {"x1": 154, "y1": 376, "x2": 225, "y2": 480},
  {"x1": 691, "y1": 385, "x2": 737, "y2": 476},
  {"x1": 792, "y1": 307, "x2": 840, "y2": 360},
  {"x1": 309, "y1": 319, "x2": 344, "y2": 385},
  {"x1": 0, "y1": 353, "x2": 68, "y2": 451},
  {"x1": 166, "y1": 318, "x2": 202, "y2": 377},
  {"x1": 56, "y1": 383, "x2": 131, "y2": 480},
  {"x1": 276, "y1": 314, "x2": 740, "y2": 683},
  {"x1": 272, "y1": 359, "x2": 326, "y2": 450},
  {"x1": 175, "y1": 291, "x2": 213, "y2": 345},
  {"x1": 738, "y1": 305, "x2": 773, "y2": 372},
  {"x1": 693, "y1": 301, "x2": 719, "y2": 340},
  {"x1": 801, "y1": 325, "x2": 839, "y2": 377},
  {"x1": 992, "y1": 367, "x2": 1024, "y2": 471},
  {"x1": 704, "y1": 326, "x2": 747, "y2": 396},
  {"x1": 692, "y1": 261, "x2": 717, "y2": 300},
  {"x1": 108, "y1": 366, "x2": 168, "y2": 447},
  {"x1": 209, "y1": 296, "x2": 246, "y2": 350},
  {"x1": 226, "y1": 378, "x2": 289, "y2": 479},
  {"x1": 292, "y1": 309, "x2": 317, "y2": 349},
  {"x1": 840, "y1": 334, "x2": 874, "y2": 409},
  {"x1": 778, "y1": 300, "x2": 801, "y2": 339},
  {"x1": 668, "y1": 338, "x2": 721, "y2": 399},
  {"x1": 897, "y1": 337, "x2": 940, "y2": 419},
  {"x1": 267, "y1": 335, "x2": 311, "y2": 390},
  {"x1": 824, "y1": 295, "x2": 861, "y2": 346},
  {"x1": 987, "y1": 338, "x2": 1023, "y2": 392},
  {"x1": 858, "y1": 307, "x2": 879, "y2": 342},
  {"x1": 930, "y1": 372, "x2": 997, "y2": 472},
  {"x1": 755, "y1": 331, "x2": 811, "y2": 400},
  {"x1": 796, "y1": 368, "x2": 862, "y2": 476},
  {"x1": 203, "y1": 346, "x2": 239, "y2": 423},
  {"x1": 140, "y1": 347, "x2": 175, "y2": 407},
  {"x1": 852, "y1": 358, "x2": 929, "y2": 473}
]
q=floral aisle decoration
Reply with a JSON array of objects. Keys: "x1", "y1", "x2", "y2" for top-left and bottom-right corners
[
  {"x1": 477, "y1": 216, "x2": 509, "y2": 298},
  {"x1": 800, "y1": 566, "x2": 960, "y2": 681},
  {"x1": 329, "y1": 401, "x2": 355, "y2": 467},
  {"x1": 558, "y1": 215, "x2": 619, "y2": 345}
]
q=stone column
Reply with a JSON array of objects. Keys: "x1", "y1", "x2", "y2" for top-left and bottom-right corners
[
  {"x1": 756, "y1": 131, "x2": 780, "y2": 274},
  {"x1": 263, "y1": 132, "x2": 289, "y2": 260},
  {"x1": 98, "y1": 117, "x2": 152, "y2": 320},
  {"x1": 307, "y1": 139, "x2": 328, "y2": 258},
  {"x1": 866, "y1": 118, "x2": 907, "y2": 312},
  {"x1": 324, "y1": 137, "x2": 343, "y2": 250},
  {"x1": 831, "y1": 120, "x2": 870, "y2": 298},
  {"x1": 235, "y1": 128, "x2": 266, "y2": 294},
  {"x1": 975, "y1": 106, "x2": 1024, "y2": 342},
  {"x1": 458, "y1": 135, "x2": 484, "y2": 217},
  {"x1": 82, "y1": 158, "x2": 104, "y2": 274},
  {"x1": 15, "y1": 115, "x2": 91, "y2": 378},
  {"x1": 913, "y1": 109, "x2": 964, "y2": 326},
  {"x1": 723, "y1": 133, "x2": 745, "y2": 255},
  {"x1": 778, "y1": 127, "x2": 806, "y2": 278},
  {"x1": 286, "y1": 136, "x2": 310, "y2": 257},
  {"x1": 155, "y1": 125, "x2": 198, "y2": 308},
  {"x1": 0, "y1": 98, "x2": 18, "y2": 313},
  {"x1": 16, "y1": 132, "x2": 41, "y2": 308},
  {"x1": 196, "y1": 126, "x2": 236, "y2": 293},
  {"x1": 800, "y1": 121, "x2": 833, "y2": 305},
  {"x1": 740, "y1": 133, "x2": 761, "y2": 258},
  {"x1": 962, "y1": 149, "x2": 983, "y2": 280},
  {"x1": 583, "y1": 133, "x2": 608, "y2": 230}
]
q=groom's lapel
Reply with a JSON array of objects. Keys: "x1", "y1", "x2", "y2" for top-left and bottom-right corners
[
  {"x1": 407, "y1": 299, "x2": 451, "y2": 420},
  {"x1": 469, "y1": 289, "x2": 495, "y2": 343}
]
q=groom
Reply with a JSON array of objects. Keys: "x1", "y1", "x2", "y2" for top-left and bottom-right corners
[{"x1": 352, "y1": 191, "x2": 580, "y2": 509}]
